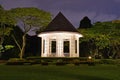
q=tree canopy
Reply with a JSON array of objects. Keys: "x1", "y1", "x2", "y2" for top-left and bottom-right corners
[
  {"x1": 10, "y1": 7, "x2": 51, "y2": 33},
  {"x1": 0, "y1": 6, "x2": 15, "y2": 37},
  {"x1": 9, "y1": 7, "x2": 52, "y2": 59},
  {"x1": 0, "y1": 5, "x2": 16, "y2": 57},
  {"x1": 79, "y1": 16, "x2": 92, "y2": 28},
  {"x1": 78, "y1": 21, "x2": 120, "y2": 58}
]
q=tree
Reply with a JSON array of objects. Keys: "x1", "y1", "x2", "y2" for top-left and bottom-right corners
[
  {"x1": 1, "y1": 26, "x2": 23, "y2": 59},
  {"x1": 79, "y1": 16, "x2": 92, "y2": 28},
  {"x1": 78, "y1": 21, "x2": 120, "y2": 59},
  {"x1": 10, "y1": 7, "x2": 51, "y2": 59},
  {"x1": 0, "y1": 5, "x2": 15, "y2": 57}
]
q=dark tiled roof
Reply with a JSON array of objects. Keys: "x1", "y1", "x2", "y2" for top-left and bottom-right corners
[{"x1": 42, "y1": 12, "x2": 78, "y2": 33}]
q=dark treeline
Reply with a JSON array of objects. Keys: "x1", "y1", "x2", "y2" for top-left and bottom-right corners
[
  {"x1": 78, "y1": 20, "x2": 120, "y2": 59},
  {"x1": 1, "y1": 26, "x2": 41, "y2": 59}
]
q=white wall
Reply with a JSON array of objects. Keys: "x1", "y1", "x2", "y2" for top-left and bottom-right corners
[{"x1": 38, "y1": 31, "x2": 83, "y2": 57}]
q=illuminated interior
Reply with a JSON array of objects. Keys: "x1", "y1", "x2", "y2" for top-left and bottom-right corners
[{"x1": 38, "y1": 32, "x2": 83, "y2": 57}]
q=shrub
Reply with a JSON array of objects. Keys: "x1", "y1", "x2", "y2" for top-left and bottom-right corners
[
  {"x1": 0, "y1": 60, "x2": 7, "y2": 63},
  {"x1": 56, "y1": 62, "x2": 66, "y2": 66},
  {"x1": 88, "y1": 61, "x2": 95, "y2": 66},
  {"x1": 26, "y1": 56, "x2": 41, "y2": 60},
  {"x1": 6, "y1": 58, "x2": 34, "y2": 65},
  {"x1": 6, "y1": 58, "x2": 25, "y2": 65},
  {"x1": 100, "y1": 59, "x2": 116, "y2": 64},
  {"x1": 56, "y1": 59, "x2": 66, "y2": 66},
  {"x1": 72, "y1": 59, "x2": 80, "y2": 66},
  {"x1": 41, "y1": 62, "x2": 48, "y2": 65},
  {"x1": 26, "y1": 56, "x2": 41, "y2": 64},
  {"x1": 79, "y1": 57, "x2": 88, "y2": 61},
  {"x1": 94, "y1": 59, "x2": 120, "y2": 64},
  {"x1": 6, "y1": 62, "x2": 25, "y2": 65}
]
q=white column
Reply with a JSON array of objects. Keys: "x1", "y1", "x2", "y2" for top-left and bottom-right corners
[
  {"x1": 70, "y1": 39, "x2": 72, "y2": 57},
  {"x1": 46, "y1": 38, "x2": 50, "y2": 57},
  {"x1": 61, "y1": 40, "x2": 63, "y2": 57},
  {"x1": 56, "y1": 39, "x2": 58, "y2": 57},
  {"x1": 42, "y1": 37, "x2": 49, "y2": 57},
  {"x1": 41, "y1": 38, "x2": 44, "y2": 57},
  {"x1": 70, "y1": 36, "x2": 76, "y2": 57},
  {"x1": 41, "y1": 37, "x2": 48, "y2": 57},
  {"x1": 77, "y1": 38, "x2": 79, "y2": 57},
  {"x1": 57, "y1": 39, "x2": 60, "y2": 57},
  {"x1": 57, "y1": 38, "x2": 63, "y2": 57}
]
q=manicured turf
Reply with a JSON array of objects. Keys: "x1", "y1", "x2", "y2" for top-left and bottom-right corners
[{"x1": 0, "y1": 64, "x2": 120, "y2": 80}]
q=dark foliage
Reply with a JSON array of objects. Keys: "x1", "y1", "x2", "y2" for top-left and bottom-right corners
[
  {"x1": 25, "y1": 35, "x2": 41, "y2": 57},
  {"x1": 1, "y1": 25, "x2": 41, "y2": 59},
  {"x1": 1, "y1": 26, "x2": 23, "y2": 59},
  {"x1": 79, "y1": 16, "x2": 92, "y2": 28}
]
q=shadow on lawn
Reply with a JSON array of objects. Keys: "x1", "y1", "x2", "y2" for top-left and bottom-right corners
[
  {"x1": 49, "y1": 74, "x2": 112, "y2": 80},
  {"x1": 68, "y1": 74, "x2": 112, "y2": 80},
  {"x1": 43, "y1": 69, "x2": 112, "y2": 80}
]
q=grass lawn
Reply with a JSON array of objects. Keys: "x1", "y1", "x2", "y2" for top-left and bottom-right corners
[{"x1": 0, "y1": 64, "x2": 120, "y2": 80}]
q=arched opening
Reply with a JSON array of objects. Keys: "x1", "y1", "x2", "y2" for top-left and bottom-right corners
[
  {"x1": 63, "y1": 40, "x2": 70, "y2": 57},
  {"x1": 51, "y1": 40, "x2": 56, "y2": 53}
]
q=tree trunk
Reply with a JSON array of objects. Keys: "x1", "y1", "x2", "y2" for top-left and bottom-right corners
[
  {"x1": 12, "y1": 35, "x2": 22, "y2": 52},
  {"x1": 20, "y1": 34, "x2": 26, "y2": 59}
]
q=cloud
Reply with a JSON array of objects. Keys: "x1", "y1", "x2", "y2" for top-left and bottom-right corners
[
  {"x1": 58, "y1": 10, "x2": 117, "y2": 27},
  {"x1": 32, "y1": 0, "x2": 120, "y2": 14},
  {"x1": 0, "y1": 0, "x2": 120, "y2": 27},
  {"x1": 0, "y1": 0, "x2": 39, "y2": 10},
  {"x1": 114, "y1": 0, "x2": 120, "y2": 2}
]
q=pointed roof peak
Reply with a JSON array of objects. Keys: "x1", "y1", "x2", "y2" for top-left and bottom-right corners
[
  {"x1": 53, "y1": 12, "x2": 67, "y2": 20},
  {"x1": 57, "y1": 12, "x2": 64, "y2": 15},
  {"x1": 58, "y1": 11, "x2": 62, "y2": 14},
  {"x1": 42, "y1": 12, "x2": 79, "y2": 33}
]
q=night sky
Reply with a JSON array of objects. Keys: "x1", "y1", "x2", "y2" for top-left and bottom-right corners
[{"x1": 0, "y1": 0, "x2": 120, "y2": 27}]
